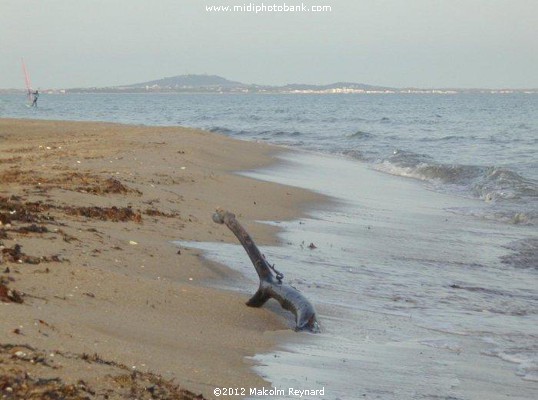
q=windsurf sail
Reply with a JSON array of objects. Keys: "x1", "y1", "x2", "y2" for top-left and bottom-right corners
[{"x1": 21, "y1": 58, "x2": 33, "y2": 104}]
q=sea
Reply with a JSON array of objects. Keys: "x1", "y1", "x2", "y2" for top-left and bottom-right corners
[{"x1": 1, "y1": 93, "x2": 537, "y2": 399}]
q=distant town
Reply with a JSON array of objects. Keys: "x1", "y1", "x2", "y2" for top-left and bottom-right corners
[{"x1": 1, "y1": 74, "x2": 537, "y2": 95}]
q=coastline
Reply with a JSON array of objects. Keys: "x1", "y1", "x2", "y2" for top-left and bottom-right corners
[
  {"x1": 0, "y1": 118, "x2": 325, "y2": 398},
  {"x1": 200, "y1": 152, "x2": 538, "y2": 399}
]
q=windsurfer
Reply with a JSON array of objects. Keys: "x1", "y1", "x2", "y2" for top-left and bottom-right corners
[{"x1": 31, "y1": 90, "x2": 39, "y2": 107}]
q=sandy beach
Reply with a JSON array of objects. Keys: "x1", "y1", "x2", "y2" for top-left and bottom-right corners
[
  {"x1": 2, "y1": 116, "x2": 537, "y2": 400},
  {"x1": 0, "y1": 118, "x2": 322, "y2": 399}
]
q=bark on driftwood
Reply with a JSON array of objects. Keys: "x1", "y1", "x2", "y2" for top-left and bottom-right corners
[{"x1": 212, "y1": 209, "x2": 319, "y2": 332}]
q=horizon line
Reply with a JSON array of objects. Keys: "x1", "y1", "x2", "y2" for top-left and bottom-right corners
[{"x1": 1, "y1": 73, "x2": 538, "y2": 92}]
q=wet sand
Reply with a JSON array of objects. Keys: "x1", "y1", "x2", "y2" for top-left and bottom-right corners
[{"x1": 0, "y1": 119, "x2": 323, "y2": 399}]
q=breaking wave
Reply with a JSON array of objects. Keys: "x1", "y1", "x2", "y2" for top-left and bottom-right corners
[
  {"x1": 501, "y1": 238, "x2": 538, "y2": 270},
  {"x1": 347, "y1": 130, "x2": 375, "y2": 140},
  {"x1": 418, "y1": 135, "x2": 473, "y2": 142},
  {"x1": 371, "y1": 150, "x2": 538, "y2": 225},
  {"x1": 209, "y1": 126, "x2": 246, "y2": 135}
]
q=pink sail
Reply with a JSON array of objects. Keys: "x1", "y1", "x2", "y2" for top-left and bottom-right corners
[{"x1": 21, "y1": 58, "x2": 33, "y2": 103}]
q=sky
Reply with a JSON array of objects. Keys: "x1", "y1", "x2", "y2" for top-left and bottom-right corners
[{"x1": 1, "y1": 0, "x2": 537, "y2": 89}]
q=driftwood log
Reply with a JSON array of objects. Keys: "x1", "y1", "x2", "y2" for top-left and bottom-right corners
[{"x1": 212, "y1": 209, "x2": 320, "y2": 332}]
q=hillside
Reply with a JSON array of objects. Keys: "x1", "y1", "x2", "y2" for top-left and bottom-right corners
[
  {"x1": 126, "y1": 74, "x2": 245, "y2": 88},
  {"x1": 62, "y1": 75, "x2": 536, "y2": 94},
  {"x1": 67, "y1": 75, "x2": 396, "y2": 93}
]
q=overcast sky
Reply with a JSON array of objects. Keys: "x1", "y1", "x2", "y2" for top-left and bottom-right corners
[{"x1": 1, "y1": 0, "x2": 537, "y2": 89}]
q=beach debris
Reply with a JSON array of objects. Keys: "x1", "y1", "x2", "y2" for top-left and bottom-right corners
[
  {"x1": 0, "y1": 369, "x2": 93, "y2": 399},
  {"x1": 0, "y1": 282, "x2": 24, "y2": 303},
  {"x1": 0, "y1": 170, "x2": 141, "y2": 196},
  {"x1": 144, "y1": 208, "x2": 179, "y2": 218},
  {"x1": 0, "y1": 196, "x2": 52, "y2": 224},
  {"x1": 1, "y1": 244, "x2": 62, "y2": 265},
  {"x1": 64, "y1": 205, "x2": 142, "y2": 223},
  {"x1": 1, "y1": 195, "x2": 151, "y2": 227},
  {"x1": 15, "y1": 224, "x2": 49, "y2": 234},
  {"x1": 2, "y1": 244, "x2": 23, "y2": 262},
  {"x1": 77, "y1": 176, "x2": 142, "y2": 196},
  {"x1": 308, "y1": 242, "x2": 317, "y2": 249},
  {"x1": 74, "y1": 352, "x2": 207, "y2": 399},
  {"x1": 109, "y1": 371, "x2": 206, "y2": 399},
  {"x1": 36, "y1": 319, "x2": 55, "y2": 330},
  {"x1": 59, "y1": 229, "x2": 80, "y2": 243},
  {"x1": 129, "y1": 240, "x2": 138, "y2": 245},
  {"x1": 212, "y1": 209, "x2": 319, "y2": 332}
]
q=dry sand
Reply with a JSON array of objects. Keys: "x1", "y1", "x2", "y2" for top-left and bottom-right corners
[{"x1": 0, "y1": 119, "x2": 323, "y2": 399}]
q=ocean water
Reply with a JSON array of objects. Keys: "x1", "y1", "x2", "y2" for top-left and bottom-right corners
[
  {"x1": 1, "y1": 93, "x2": 537, "y2": 226},
  {"x1": 1, "y1": 93, "x2": 537, "y2": 398}
]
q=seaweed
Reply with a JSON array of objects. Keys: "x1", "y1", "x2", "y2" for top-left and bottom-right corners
[
  {"x1": 63, "y1": 206, "x2": 142, "y2": 223},
  {"x1": 77, "y1": 177, "x2": 142, "y2": 196},
  {"x1": 144, "y1": 208, "x2": 180, "y2": 218},
  {"x1": 1, "y1": 244, "x2": 62, "y2": 265},
  {"x1": 0, "y1": 197, "x2": 178, "y2": 226},
  {"x1": 0, "y1": 283, "x2": 23, "y2": 303},
  {"x1": 110, "y1": 371, "x2": 206, "y2": 400},
  {"x1": 0, "y1": 370, "x2": 92, "y2": 399},
  {"x1": 15, "y1": 224, "x2": 49, "y2": 234},
  {"x1": 0, "y1": 170, "x2": 141, "y2": 196},
  {"x1": 0, "y1": 196, "x2": 52, "y2": 224},
  {"x1": 0, "y1": 343, "x2": 209, "y2": 399},
  {"x1": 0, "y1": 196, "x2": 143, "y2": 224}
]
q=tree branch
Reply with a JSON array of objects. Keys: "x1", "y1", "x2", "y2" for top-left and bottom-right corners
[{"x1": 212, "y1": 209, "x2": 319, "y2": 332}]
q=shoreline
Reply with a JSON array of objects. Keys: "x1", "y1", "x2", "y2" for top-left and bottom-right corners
[
  {"x1": 211, "y1": 152, "x2": 538, "y2": 399},
  {"x1": 0, "y1": 118, "x2": 326, "y2": 398}
]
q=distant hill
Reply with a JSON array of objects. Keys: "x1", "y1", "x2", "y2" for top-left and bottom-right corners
[
  {"x1": 125, "y1": 74, "x2": 245, "y2": 88},
  {"x1": 63, "y1": 74, "x2": 538, "y2": 94},
  {"x1": 65, "y1": 74, "x2": 397, "y2": 93},
  {"x1": 70, "y1": 74, "x2": 397, "y2": 94}
]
